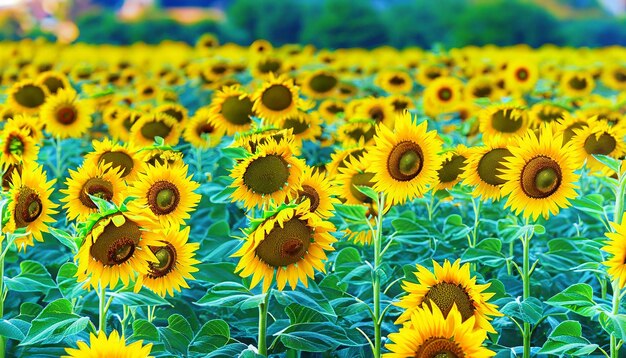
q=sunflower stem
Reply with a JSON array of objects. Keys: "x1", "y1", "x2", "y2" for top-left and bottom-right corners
[
  {"x1": 195, "y1": 146, "x2": 203, "y2": 181},
  {"x1": 522, "y1": 231, "x2": 531, "y2": 358},
  {"x1": 372, "y1": 192, "x2": 385, "y2": 358},
  {"x1": 258, "y1": 289, "x2": 270, "y2": 357},
  {"x1": 98, "y1": 284, "x2": 107, "y2": 334},
  {"x1": 0, "y1": 249, "x2": 5, "y2": 358},
  {"x1": 610, "y1": 163, "x2": 626, "y2": 358},
  {"x1": 470, "y1": 198, "x2": 481, "y2": 272},
  {"x1": 54, "y1": 136, "x2": 63, "y2": 179}
]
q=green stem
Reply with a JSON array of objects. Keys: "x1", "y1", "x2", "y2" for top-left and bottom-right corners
[
  {"x1": 471, "y1": 198, "x2": 481, "y2": 248},
  {"x1": 258, "y1": 290, "x2": 270, "y2": 357},
  {"x1": 610, "y1": 165, "x2": 626, "y2": 358},
  {"x1": 195, "y1": 147, "x2": 203, "y2": 181},
  {"x1": 55, "y1": 136, "x2": 63, "y2": 179},
  {"x1": 0, "y1": 252, "x2": 5, "y2": 358},
  {"x1": 98, "y1": 284, "x2": 107, "y2": 334},
  {"x1": 522, "y1": 230, "x2": 531, "y2": 358},
  {"x1": 372, "y1": 193, "x2": 385, "y2": 358}
]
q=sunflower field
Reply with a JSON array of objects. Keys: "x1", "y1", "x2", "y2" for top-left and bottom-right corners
[{"x1": 1, "y1": 35, "x2": 626, "y2": 358}]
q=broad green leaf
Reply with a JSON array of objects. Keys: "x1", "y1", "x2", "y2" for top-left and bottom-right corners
[
  {"x1": 500, "y1": 297, "x2": 543, "y2": 324},
  {"x1": 56, "y1": 262, "x2": 83, "y2": 299},
  {"x1": 0, "y1": 319, "x2": 29, "y2": 341},
  {"x1": 131, "y1": 319, "x2": 159, "y2": 342},
  {"x1": 354, "y1": 185, "x2": 378, "y2": 202},
  {"x1": 276, "y1": 322, "x2": 359, "y2": 352},
  {"x1": 5, "y1": 260, "x2": 57, "y2": 296},
  {"x1": 188, "y1": 319, "x2": 230, "y2": 354},
  {"x1": 20, "y1": 299, "x2": 89, "y2": 345},
  {"x1": 285, "y1": 303, "x2": 331, "y2": 324},
  {"x1": 48, "y1": 227, "x2": 79, "y2": 254},
  {"x1": 158, "y1": 314, "x2": 193, "y2": 355},
  {"x1": 546, "y1": 283, "x2": 598, "y2": 317},
  {"x1": 107, "y1": 287, "x2": 171, "y2": 307},
  {"x1": 539, "y1": 320, "x2": 598, "y2": 356},
  {"x1": 195, "y1": 282, "x2": 262, "y2": 310}
]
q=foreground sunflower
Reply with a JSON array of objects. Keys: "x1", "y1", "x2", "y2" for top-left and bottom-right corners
[
  {"x1": 128, "y1": 163, "x2": 201, "y2": 229},
  {"x1": 368, "y1": 111, "x2": 442, "y2": 206},
  {"x1": 434, "y1": 145, "x2": 471, "y2": 191},
  {"x1": 230, "y1": 140, "x2": 305, "y2": 210},
  {"x1": 40, "y1": 88, "x2": 94, "y2": 139},
  {"x1": 570, "y1": 120, "x2": 626, "y2": 173},
  {"x1": 5, "y1": 163, "x2": 57, "y2": 252},
  {"x1": 63, "y1": 330, "x2": 152, "y2": 358},
  {"x1": 61, "y1": 162, "x2": 127, "y2": 222},
  {"x1": 252, "y1": 74, "x2": 301, "y2": 124},
  {"x1": 461, "y1": 137, "x2": 513, "y2": 201},
  {"x1": 499, "y1": 127, "x2": 579, "y2": 221},
  {"x1": 84, "y1": 138, "x2": 147, "y2": 183},
  {"x1": 385, "y1": 304, "x2": 494, "y2": 358},
  {"x1": 75, "y1": 209, "x2": 163, "y2": 289},
  {"x1": 232, "y1": 202, "x2": 336, "y2": 292},
  {"x1": 395, "y1": 259, "x2": 502, "y2": 333},
  {"x1": 134, "y1": 226, "x2": 200, "y2": 297},
  {"x1": 603, "y1": 213, "x2": 626, "y2": 288}
]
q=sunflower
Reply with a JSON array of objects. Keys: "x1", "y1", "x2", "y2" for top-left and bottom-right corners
[
  {"x1": 136, "y1": 81, "x2": 159, "y2": 101},
  {"x1": 376, "y1": 70, "x2": 413, "y2": 94},
  {"x1": 75, "y1": 208, "x2": 163, "y2": 289},
  {"x1": 279, "y1": 107, "x2": 322, "y2": 143},
  {"x1": 61, "y1": 162, "x2": 127, "y2": 222},
  {"x1": 40, "y1": 88, "x2": 94, "y2": 139},
  {"x1": 2, "y1": 164, "x2": 21, "y2": 191},
  {"x1": 460, "y1": 138, "x2": 513, "y2": 201},
  {"x1": 353, "y1": 97, "x2": 396, "y2": 128},
  {"x1": 183, "y1": 108, "x2": 222, "y2": 148},
  {"x1": 423, "y1": 76, "x2": 464, "y2": 117},
  {"x1": 250, "y1": 55, "x2": 284, "y2": 79},
  {"x1": 292, "y1": 167, "x2": 339, "y2": 218},
  {"x1": 108, "y1": 108, "x2": 142, "y2": 142},
  {"x1": 529, "y1": 102, "x2": 569, "y2": 128},
  {"x1": 602, "y1": 64, "x2": 626, "y2": 91},
  {"x1": 368, "y1": 111, "x2": 442, "y2": 206},
  {"x1": 415, "y1": 63, "x2": 448, "y2": 86},
  {"x1": 465, "y1": 75, "x2": 498, "y2": 101},
  {"x1": 0, "y1": 126, "x2": 39, "y2": 169},
  {"x1": 395, "y1": 259, "x2": 502, "y2": 334},
  {"x1": 232, "y1": 202, "x2": 336, "y2": 292},
  {"x1": 144, "y1": 148, "x2": 186, "y2": 169},
  {"x1": 301, "y1": 70, "x2": 339, "y2": 99},
  {"x1": 5, "y1": 163, "x2": 57, "y2": 252},
  {"x1": 128, "y1": 163, "x2": 201, "y2": 229},
  {"x1": 556, "y1": 114, "x2": 591, "y2": 144},
  {"x1": 326, "y1": 146, "x2": 368, "y2": 177},
  {"x1": 130, "y1": 112, "x2": 181, "y2": 147},
  {"x1": 387, "y1": 94, "x2": 416, "y2": 114},
  {"x1": 603, "y1": 213, "x2": 626, "y2": 288},
  {"x1": 63, "y1": 330, "x2": 153, "y2": 358},
  {"x1": 6, "y1": 80, "x2": 48, "y2": 114},
  {"x1": 504, "y1": 60, "x2": 538, "y2": 93},
  {"x1": 560, "y1": 71, "x2": 595, "y2": 98},
  {"x1": 36, "y1": 71, "x2": 70, "y2": 95},
  {"x1": 499, "y1": 127, "x2": 580, "y2": 221},
  {"x1": 134, "y1": 226, "x2": 199, "y2": 297},
  {"x1": 318, "y1": 100, "x2": 346, "y2": 123},
  {"x1": 385, "y1": 304, "x2": 494, "y2": 358},
  {"x1": 208, "y1": 85, "x2": 255, "y2": 135},
  {"x1": 252, "y1": 74, "x2": 301, "y2": 124},
  {"x1": 235, "y1": 128, "x2": 300, "y2": 156},
  {"x1": 230, "y1": 140, "x2": 305, "y2": 210},
  {"x1": 478, "y1": 104, "x2": 528, "y2": 140},
  {"x1": 155, "y1": 103, "x2": 189, "y2": 125},
  {"x1": 84, "y1": 138, "x2": 146, "y2": 183},
  {"x1": 570, "y1": 120, "x2": 626, "y2": 172},
  {"x1": 337, "y1": 120, "x2": 377, "y2": 147},
  {"x1": 435, "y1": 145, "x2": 471, "y2": 191}
]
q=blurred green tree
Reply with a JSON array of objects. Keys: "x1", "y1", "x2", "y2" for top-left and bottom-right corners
[{"x1": 227, "y1": 0, "x2": 304, "y2": 45}]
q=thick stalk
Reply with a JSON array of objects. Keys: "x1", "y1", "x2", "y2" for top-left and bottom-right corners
[
  {"x1": 522, "y1": 232, "x2": 531, "y2": 358},
  {"x1": 195, "y1": 147, "x2": 203, "y2": 180},
  {"x1": 610, "y1": 167, "x2": 626, "y2": 358},
  {"x1": 0, "y1": 253, "x2": 5, "y2": 358},
  {"x1": 372, "y1": 193, "x2": 385, "y2": 358},
  {"x1": 55, "y1": 136, "x2": 63, "y2": 179},
  {"x1": 98, "y1": 285, "x2": 107, "y2": 334},
  {"x1": 258, "y1": 290, "x2": 270, "y2": 357}
]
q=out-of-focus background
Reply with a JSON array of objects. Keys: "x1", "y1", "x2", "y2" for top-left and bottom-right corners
[{"x1": 1, "y1": 0, "x2": 626, "y2": 47}]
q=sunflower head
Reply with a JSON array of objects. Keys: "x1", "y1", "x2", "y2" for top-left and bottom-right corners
[
  {"x1": 253, "y1": 74, "x2": 301, "y2": 124},
  {"x1": 7, "y1": 80, "x2": 48, "y2": 114},
  {"x1": 130, "y1": 112, "x2": 181, "y2": 147},
  {"x1": 63, "y1": 330, "x2": 153, "y2": 358},
  {"x1": 208, "y1": 85, "x2": 255, "y2": 135}
]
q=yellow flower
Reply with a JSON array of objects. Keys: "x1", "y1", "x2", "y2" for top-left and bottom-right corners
[
  {"x1": 40, "y1": 88, "x2": 94, "y2": 139},
  {"x1": 63, "y1": 330, "x2": 153, "y2": 358}
]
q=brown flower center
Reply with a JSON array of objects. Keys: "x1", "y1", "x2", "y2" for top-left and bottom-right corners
[
  {"x1": 309, "y1": 73, "x2": 338, "y2": 94},
  {"x1": 14, "y1": 187, "x2": 42, "y2": 228},
  {"x1": 520, "y1": 156, "x2": 562, "y2": 199},
  {"x1": 298, "y1": 185, "x2": 321, "y2": 212},
  {"x1": 42, "y1": 76, "x2": 66, "y2": 94},
  {"x1": 89, "y1": 215, "x2": 141, "y2": 266},
  {"x1": 79, "y1": 177, "x2": 115, "y2": 209},
  {"x1": 438, "y1": 155, "x2": 467, "y2": 183},
  {"x1": 261, "y1": 85, "x2": 293, "y2": 111},
  {"x1": 243, "y1": 154, "x2": 291, "y2": 195},
  {"x1": 148, "y1": 243, "x2": 177, "y2": 278},
  {"x1": 140, "y1": 119, "x2": 172, "y2": 141},
  {"x1": 147, "y1": 181, "x2": 181, "y2": 215},
  {"x1": 387, "y1": 141, "x2": 424, "y2": 182},
  {"x1": 437, "y1": 88, "x2": 452, "y2": 102},
  {"x1": 349, "y1": 172, "x2": 375, "y2": 204},
  {"x1": 477, "y1": 148, "x2": 511, "y2": 186},
  {"x1": 491, "y1": 109, "x2": 523, "y2": 133},
  {"x1": 584, "y1": 132, "x2": 617, "y2": 155},
  {"x1": 415, "y1": 337, "x2": 465, "y2": 358},
  {"x1": 282, "y1": 117, "x2": 309, "y2": 135},
  {"x1": 568, "y1": 76, "x2": 588, "y2": 90},
  {"x1": 56, "y1": 106, "x2": 77, "y2": 125},
  {"x1": 423, "y1": 282, "x2": 475, "y2": 322},
  {"x1": 221, "y1": 96, "x2": 254, "y2": 125},
  {"x1": 99, "y1": 151, "x2": 134, "y2": 178},
  {"x1": 516, "y1": 68, "x2": 529, "y2": 81},
  {"x1": 255, "y1": 217, "x2": 311, "y2": 267},
  {"x1": 13, "y1": 84, "x2": 46, "y2": 108}
]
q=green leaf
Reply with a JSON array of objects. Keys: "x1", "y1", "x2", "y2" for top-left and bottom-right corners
[
  {"x1": 131, "y1": 319, "x2": 159, "y2": 342},
  {"x1": 206, "y1": 343, "x2": 250, "y2": 358},
  {"x1": 56, "y1": 262, "x2": 83, "y2": 299},
  {"x1": 188, "y1": 319, "x2": 230, "y2": 354},
  {"x1": 48, "y1": 227, "x2": 79, "y2": 254},
  {"x1": 158, "y1": 314, "x2": 194, "y2": 355},
  {"x1": 195, "y1": 282, "x2": 263, "y2": 310},
  {"x1": 546, "y1": 283, "x2": 598, "y2": 317},
  {"x1": 273, "y1": 290, "x2": 336, "y2": 320},
  {"x1": 354, "y1": 185, "x2": 378, "y2": 202},
  {"x1": 20, "y1": 299, "x2": 89, "y2": 345},
  {"x1": 539, "y1": 320, "x2": 598, "y2": 356},
  {"x1": 599, "y1": 312, "x2": 626, "y2": 343},
  {"x1": 570, "y1": 194, "x2": 606, "y2": 218},
  {"x1": 334, "y1": 204, "x2": 368, "y2": 222},
  {"x1": 277, "y1": 322, "x2": 359, "y2": 352},
  {"x1": 285, "y1": 303, "x2": 331, "y2": 324},
  {"x1": 0, "y1": 319, "x2": 29, "y2": 341},
  {"x1": 107, "y1": 287, "x2": 171, "y2": 307},
  {"x1": 593, "y1": 154, "x2": 620, "y2": 173},
  {"x1": 500, "y1": 297, "x2": 543, "y2": 324},
  {"x1": 5, "y1": 260, "x2": 57, "y2": 296},
  {"x1": 462, "y1": 238, "x2": 505, "y2": 267}
]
